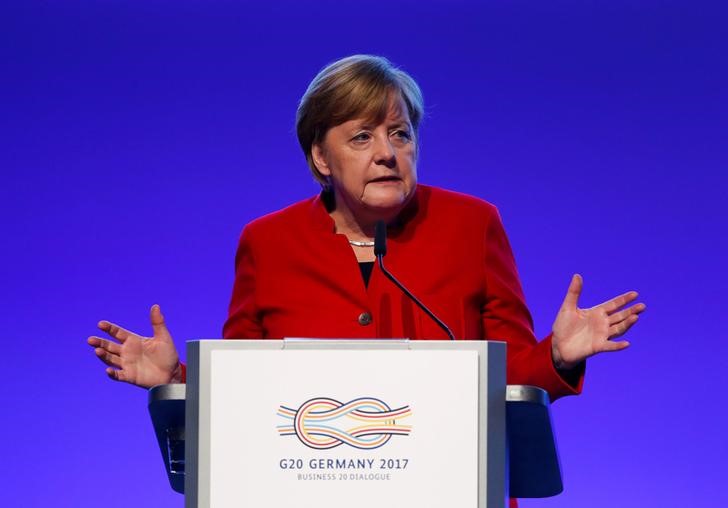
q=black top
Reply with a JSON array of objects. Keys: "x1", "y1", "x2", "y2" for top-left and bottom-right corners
[{"x1": 359, "y1": 261, "x2": 375, "y2": 288}]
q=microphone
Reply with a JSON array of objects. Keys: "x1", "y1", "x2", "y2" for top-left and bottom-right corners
[
  {"x1": 374, "y1": 220, "x2": 387, "y2": 257},
  {"x1": 374, "y1": 220, "x2": 455, "y2": 341}
]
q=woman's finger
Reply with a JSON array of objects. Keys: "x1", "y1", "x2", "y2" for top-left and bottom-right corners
[
  {"x1": 609, "y1": 314, "x2": 640, "y2": 338},
  {"x1": 599, "y1": 339, "x2": 631, "y2": 353},
  {"x1": 97, "y1": 321, "x2": 137, "y2": 343},
  {"x1": 598, "y1": 291, "x2": 639, "y2": 314},
  {"x1": 149, "y1": 304, "x2": 172, "y2": 341},
  {"x1": 560, "y1": 274, "x2": 583, "y2": 310},
  {"x1": 607, "y1": 303, "x2": 646, "y2": 325},
  {"x1": 87, "y1": 336, "x2": 122, "y2": 355},
  {"x1": 95, "y1": 347, "x2": 122, "y2": 368},
  {"x1": 106, "y1": 367, "x2": 126, "y2": 382}
]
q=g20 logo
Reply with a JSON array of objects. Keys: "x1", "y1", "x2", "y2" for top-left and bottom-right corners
[{"x1": 277, "y1": 397, "x2": 412, "y2": 450}]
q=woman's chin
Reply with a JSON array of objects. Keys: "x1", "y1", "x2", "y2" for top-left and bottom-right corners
[
  {"x1": 362, "y1": 181, "x2": 412, "y2": 210},
  {"x1": 362, "y1": 190, "x2": 410, "y2": 213}
]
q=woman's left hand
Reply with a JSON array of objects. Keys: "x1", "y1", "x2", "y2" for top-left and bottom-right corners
[{"x1": 551, "y1": 274, "x2": 646, "y2": 370}]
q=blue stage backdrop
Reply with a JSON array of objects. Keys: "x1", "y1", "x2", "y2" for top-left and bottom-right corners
[{"x1": 2, "y1": 1, "x2": 726, "y2": 506}]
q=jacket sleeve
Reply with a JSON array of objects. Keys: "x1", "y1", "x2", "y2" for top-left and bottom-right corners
[
  {"x1": 481, "y1": 207, "x2": 583, "y2": 401},
  {"x1": 222, "y1": 225, "x2": 265, "y2": 340}
]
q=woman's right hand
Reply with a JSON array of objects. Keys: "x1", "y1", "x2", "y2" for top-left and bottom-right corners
[{"x1": 87, "y1": 304, "x2": 183, "y2": 388}]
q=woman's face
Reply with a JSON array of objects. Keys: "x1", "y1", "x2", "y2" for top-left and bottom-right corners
[{"x1": 312, "y1": 94, "x2": 417, "y2": 225}]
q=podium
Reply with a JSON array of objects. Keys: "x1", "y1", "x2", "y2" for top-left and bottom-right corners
[{"x1": 149, "y1": 339, "x2": 562, "y2": 507}]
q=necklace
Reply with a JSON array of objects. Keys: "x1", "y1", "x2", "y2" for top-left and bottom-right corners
[{"x1": 348, "y1": 239, "x2": 375, "y2": 247}]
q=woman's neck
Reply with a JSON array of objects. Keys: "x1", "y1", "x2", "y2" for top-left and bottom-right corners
[
  {"x1": 329, "y1": 204, "x2": 403, "y2": 241},
  {"x1": 328, "y1": 199, "x2": 395, "y2": 263}
]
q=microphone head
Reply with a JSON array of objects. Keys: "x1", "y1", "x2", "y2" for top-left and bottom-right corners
[{"x1": 374, "y1": 220, "x2": 387, "y2": 257}]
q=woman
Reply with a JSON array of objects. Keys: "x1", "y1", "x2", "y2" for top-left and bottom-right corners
[{"x1": 88, "y1": 55, "x2": 644, "y2": 399}]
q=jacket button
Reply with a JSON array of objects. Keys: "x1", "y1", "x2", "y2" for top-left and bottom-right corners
[{"x1": 358, "y1": 312, "x2": 372, "y2": 326}]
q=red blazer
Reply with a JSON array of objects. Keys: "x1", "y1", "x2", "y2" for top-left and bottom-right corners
[{"x1": 222, "y1": 185, "x2": 582, "y2": 400}]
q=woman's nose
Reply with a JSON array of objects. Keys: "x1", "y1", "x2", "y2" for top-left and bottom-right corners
[{"x1": 373, "y1": 135, "x2": 396, "y2": 167}]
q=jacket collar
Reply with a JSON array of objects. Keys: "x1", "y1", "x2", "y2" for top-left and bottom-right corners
[{"x1": 307, "y1": 185, "x2": 427, "y2": 238}]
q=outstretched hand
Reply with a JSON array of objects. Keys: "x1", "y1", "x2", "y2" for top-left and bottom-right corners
[
  {"x1": 87, "y1": 304, "x2": 182, "y2": 388},
  {"x1": 552, "y1": 274, "x2": 646, "y2": 370}
]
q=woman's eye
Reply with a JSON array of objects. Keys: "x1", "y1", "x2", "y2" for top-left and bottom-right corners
[
  {"x1": 352, "y1": 133, "x2": 371, "y2": 142},
  {"x1": 393, "y1": 129, "x2": 412, "y2": 141}
]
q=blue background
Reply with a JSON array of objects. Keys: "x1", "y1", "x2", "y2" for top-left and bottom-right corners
[{"x1": 2, "y1": 1, "x2": 726, "y2": 506}]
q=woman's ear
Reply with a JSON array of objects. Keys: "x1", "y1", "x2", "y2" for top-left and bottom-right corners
[{"x1": 311, "y1": 143, "x2": 331, "y2": 176}]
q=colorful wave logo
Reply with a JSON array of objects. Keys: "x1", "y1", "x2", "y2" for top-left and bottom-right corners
[{"x1": 277, "y1": 397, "x2": 413, "y2": 450}]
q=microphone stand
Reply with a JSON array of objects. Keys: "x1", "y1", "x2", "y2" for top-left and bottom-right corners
[{"x1": 374, "y1": 221, "x2": 455, "y2": 341}]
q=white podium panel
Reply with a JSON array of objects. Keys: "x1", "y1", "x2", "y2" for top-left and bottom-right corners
[{"x1": 185, "y1": 340, "x2": 506, "y2": 508}]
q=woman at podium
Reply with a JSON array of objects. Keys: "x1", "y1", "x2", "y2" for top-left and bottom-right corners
[{"x1": 87, "y1": 55, "x2": 644, "y2": 401}]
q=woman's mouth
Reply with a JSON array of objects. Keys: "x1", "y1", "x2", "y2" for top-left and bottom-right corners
[{"x1": 369, "y1": 176, "x2": 401, "y2": 184}]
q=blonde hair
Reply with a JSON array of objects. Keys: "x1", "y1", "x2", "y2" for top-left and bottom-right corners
[{"x1": 296, "y1": 55, "x2": 424, "y2": 187}]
